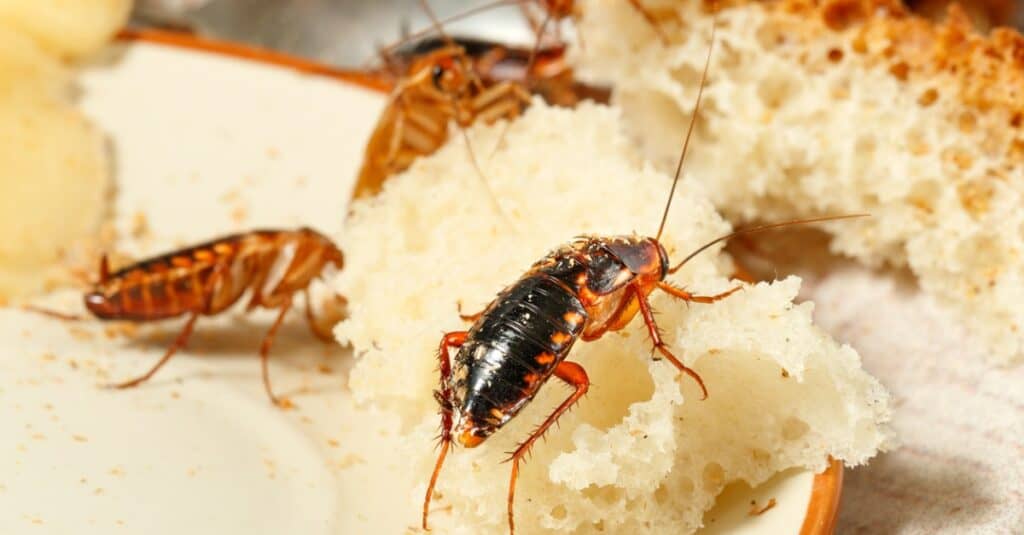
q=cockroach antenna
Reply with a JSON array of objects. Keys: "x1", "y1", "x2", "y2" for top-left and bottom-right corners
[
  {"x1": 668, "y1": 214, "x2": 870, "y2": 274},
  {"x1": 418, "y1": 0, "x2": 511, "y2": 221},
  {"x1": 656, "y1": 13, "x2": 717, "y2": 242}
]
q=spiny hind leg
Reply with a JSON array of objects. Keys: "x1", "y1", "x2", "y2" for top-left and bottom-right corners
[
  {"x1": 260, "y1": 297, "x2": 294, "y2": 408},
  {"x1": 507, "y1": 360, "x2": 589, "y2": 535},
  {"x1": 423, "y1": 331, "x2": 467, "y2": 531},
  {"x1": 107, "y1": 312, "x2": 200, "y2": 390},
  {"x1": 633, "y1": 283, "x2": 709, "y2": 399}
]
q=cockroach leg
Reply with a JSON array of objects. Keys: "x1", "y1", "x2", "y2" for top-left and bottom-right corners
[
  {"x1": 456, "y1": 301, "x2": 484, "y2": 323},
  {"x1": 632, "y1": 283, "x2": 708, "y2": 400},
  {"x1": 259, "y1": 297, "x2": 294, "y2": 407},
  {"x1": 506, "y1": 360, "x2": 589, "y2": 535},
  {"x1": 21, "y1": 305, "x2": 86, "y2": 321},
  {"x1": 107, "y1": 311, "x2": 200, "y2": 390},
  {"x1": 656, "y1": 281, "x2": 742, "y2": 304},
  {"x1": 423, "y1": 330, "x2": 467, "y2": 531},
  {"x1": 303, "y1": 288, "x2": 335, "y2": 342}
]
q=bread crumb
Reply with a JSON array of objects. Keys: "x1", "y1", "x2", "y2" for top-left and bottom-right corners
[{"x1": 72, "y1": 434, "x2": 88, "y2": 443}]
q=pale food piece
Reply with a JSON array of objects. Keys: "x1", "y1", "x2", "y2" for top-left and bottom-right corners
[
  {"x1": 572, "y1": 0, "x2": 1024, "y2": 363},
  {"x1": 0, "y1": 89, "x2": 109, "y2": 299},
  {"x1": 333, "y1": 102, "x2": 890, "y2": 533},
  {"x1": 0, "y1": 0, "x2": 131, "y2": 60}
]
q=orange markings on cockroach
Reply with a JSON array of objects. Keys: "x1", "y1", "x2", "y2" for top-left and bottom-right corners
[
  {"x1": 29, "y1": 228, "x2": 343, "y2": 407},
  {"x1": 422, "y1": 9, "x2": 868, "y2": 534}
]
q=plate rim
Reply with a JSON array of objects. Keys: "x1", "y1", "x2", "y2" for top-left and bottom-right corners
[{"x1": 112, "y1": 27, "x2": 845, "y2": 534}]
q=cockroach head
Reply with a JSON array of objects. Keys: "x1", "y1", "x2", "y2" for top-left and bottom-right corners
[
  {"x1": 602, "y1": 236, "x2": 669, "y2": 280},
  {"x1": 428, "y1": 50, "x2": 472, "y2": 95}
]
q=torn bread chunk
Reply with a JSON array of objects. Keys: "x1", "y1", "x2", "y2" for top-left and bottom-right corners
[
  {"x1": 333, "y1": 101, "x2": 890, "y2": 533},
  {"x1": 571, "y1": 0, "x2": 1024, "y2": 363}
]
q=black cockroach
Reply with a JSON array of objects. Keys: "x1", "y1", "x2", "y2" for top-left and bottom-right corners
[{"x1": 421, "y1": 14, "x2": 864, "y2": 534}]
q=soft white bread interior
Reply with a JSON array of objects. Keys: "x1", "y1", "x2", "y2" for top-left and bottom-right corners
[
  {"x1": 571, "y1": 0, "x2": 1024, "y2": 363},
  {"x1": 333, "y1": 101, "x2": 890, "y2": 533}
]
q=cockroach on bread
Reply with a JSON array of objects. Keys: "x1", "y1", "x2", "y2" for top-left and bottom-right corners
[
  {"x1": 30, "y1": 227, "x2": 343, "y2": 408},
  {"x1": 353, "y1": 1, "x2": 532, "y2": 200},
  {"x1": 421, "y1": 15, "x2": 865, "y2": 534}
]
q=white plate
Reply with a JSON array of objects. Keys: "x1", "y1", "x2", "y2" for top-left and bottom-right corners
[{"x1": 0, "y1": 37, "x2": 831, "y2": 534}]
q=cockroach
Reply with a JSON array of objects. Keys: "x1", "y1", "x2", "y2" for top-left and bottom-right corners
[
  {"x1": 382, "y1": 36, "x2": 609, "y2": 108},
  {"x1": 353, "y1": 1, "x2": 532, "y2": 200},
  {"x1": 421, "y1": 15, "x2": 864, "y2": 533},
  {"x1": 31, "y1": 227, "x2": 343, "y2": 407}
]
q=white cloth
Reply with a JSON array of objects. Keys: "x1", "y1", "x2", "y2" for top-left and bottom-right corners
[{"x1": 803, "y1": 266, "x2": 1024, "y2": 534}]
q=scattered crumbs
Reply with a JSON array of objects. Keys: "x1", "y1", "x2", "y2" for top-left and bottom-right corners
[
  {"x1": 40, "y1": 353, "x2": 57, "y2": 363},
  {"x1": 93, "y1": 488, "x2": 104, "y2": 496},
  {"x1": 68, "y1": 326, "x2": 94, "y2": 341},
  {"x1": 116, "y1": 519, "x2": 125, "y2": 526},
  {"x1": 781, "y1": 368, "x2": 790, "y2": 378},
  {"x1": 30, "y1": 517, "x2": 43, "y2": 525},
  {"x1": 72, "y1": 434, "x2": 88, "y2": 443},
  {"x1": 16, "y1": 443, "x2": 26, "y2": 452},
  {"x1": 130, "y1": 212, "x2": 150, "y2": 240},
  {"x1": 317, "y1": 363, "x2": 333, "y2": 374},
  {"x1": 300, "y1": 415, "x2": 313, "y2": 425},
  {"x1": 170, "y1": 391, "x2": 181, "y2": 400},
  {"x1": 68, "y1": 359, "x2": 79, "y2": 370},
  {"x1": 266, "y1": 147, "x2": 280, "y2": 159},
  {"x1": 218, "y1": 188, "x2": 241, "y2": 204},
  {"x1": 229, "y1": 204, "x2": 248, "y2": 225},
  {"x1": 109, "y1": 466, "x2": 125, "y2": 477},
  {"x1": 242, "y1": 175, "x2": 257, "y2": 186},
  {"x1": 336, "y1": 453, "x2": 366, "y2": 470},
  {"x1": 294, "y1": 175, "x2": 308, "y2": 188},
  {"x1": 30, "y1": 433, "x2": 45, "y2": 441},
  {"x1": 79, "y1": 477, "x2": 87, "y2": 484},
  {"x1": 21, "y1": 329, "x2": 31, "y2": 338},
  {"x1": 43, "y1": 403, "x2": 54, "y2": 411},
  {"x1": 186, "y1": 466, "x2": 199, "y2": 477},
  {"x1": 748, "y1": 497, "x2": 777, "y2": 516},
  {"x1": 276, "y1": 398, "x2": 294, "y2": 410},
  {"x1": 103, "y1": 323, "x2": 138, "y2": 339},
  {"x1": 263, "y1": 458, "x2": 277, "y2": 479},
  {"x1": 326, "y1": 438, "x2": 340, "y2": 448},
  {"x1": 707, "y1": 348, "x2": 721, "y2": 355}
]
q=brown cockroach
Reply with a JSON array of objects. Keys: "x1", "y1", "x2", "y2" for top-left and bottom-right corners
[
  {"x1": 382, "y1": 36, "x2": 609, "y2": 108},
  {"x1": 32, "y1": 227, "x2": 343, "y2": 407},
  {"x1": 352, "y1": 1, "x2": 532, "y2": 200},
  {"x1": 421, "y1": 15, "x2": 864, "y2": 533}
]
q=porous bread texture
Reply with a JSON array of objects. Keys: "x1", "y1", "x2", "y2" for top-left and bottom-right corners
[
  {"x1": 0, "y1": 0, "x2": 131, "y2": 60},
  {"x1": 571, "y1": 0, "x2": 1024, "y2": 363},
  {"x1": 334, "y1": 101, "x2": 890, "y2": 533}
]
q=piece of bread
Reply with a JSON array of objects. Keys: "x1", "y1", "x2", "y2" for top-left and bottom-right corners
[
  {"x1": 0, "y1": 4, "x2": 128, "y2": 299},
  {"x1": 0, "y1": 0, "x2": 131, "y2": 60},
  {"x1": 334, "y1": 101, "x2": 890, "y2": 533},
  {"x1": 571, "y1": 0, "x2": 1024, "y2": 363}
]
